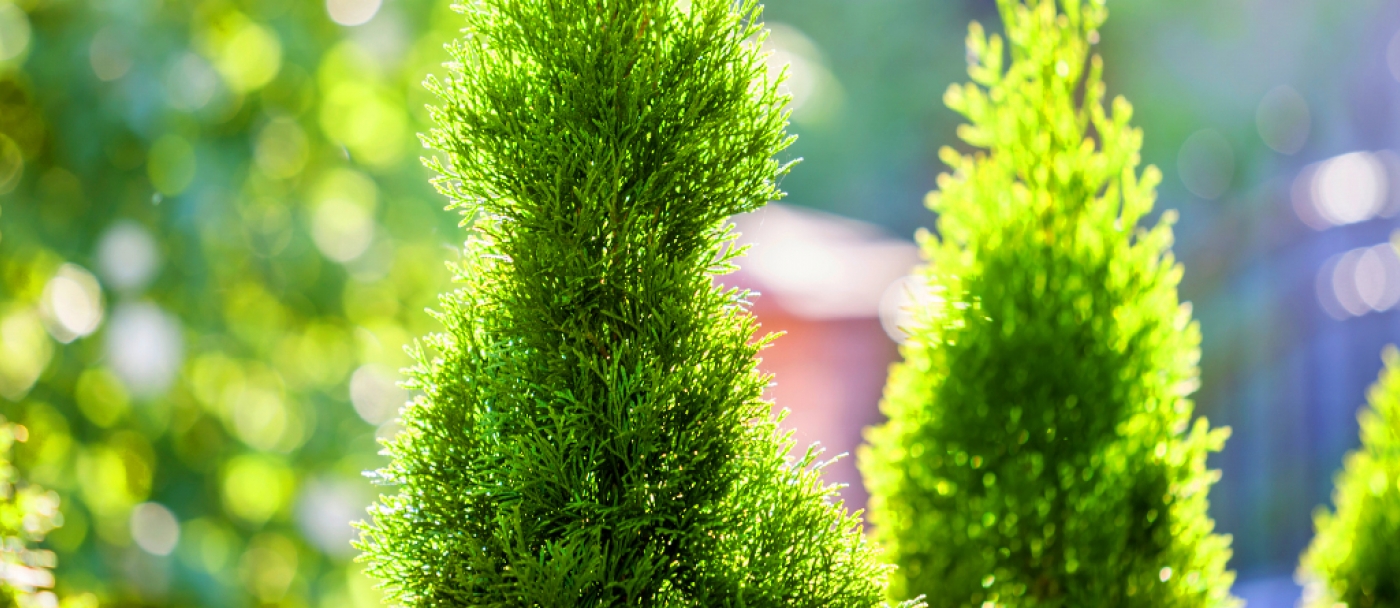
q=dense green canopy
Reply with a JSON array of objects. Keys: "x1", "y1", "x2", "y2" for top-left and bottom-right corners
[
  {"x1": 860, "y1": 1, "x2": 1237, "y2": 605},
  {"x1": 356, "y1": 1, "x2": 915, "y2": 605}
]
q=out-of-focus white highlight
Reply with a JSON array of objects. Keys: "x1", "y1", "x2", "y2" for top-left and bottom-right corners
[
  {"x1": 297, "y1": 478, "x2": 368, "y2": 558},
  {"x1": 40, "y1": 264, "x2": 104, "y2": 343},
  {"x1": 311, "y1": 169, "x2": 379, "y2": 263},
  {"x1": 879, "y1": 275, "x2": 940, "y2": 345},
  {"x1": 105, "y1": 303, "x2": 184, "y2": 398},
  {"x1": 98, "y1": 220, "x2": 161, "y2": 293},
  {"x1": 349, "y1": 364, "x2": 405, "y2": 425},
  {"x1": 1293, "y1": 151, "x2": 1399, "y2": 230},
  {"x1": 130, "y1": 502, "x2": 180, "y2": 556},
  {"x1": 312, "y1": 200, "x2": 374, "y2": 262},
  {"x1": 1318, "y1": 243, "x2": 1400, "y2": 320},
  {"x1": 165, "y1": 53, "x2": 220, "y2": 112},
  {"x1": 327, "y1": 0, "x2": 382, "y2": 27},
  {"x1": 1314, "y1": 152, "x2": 1388, "y2": 226},
  {"x1": 733, "y1": 204, "x2": 919, "y2": 324}
]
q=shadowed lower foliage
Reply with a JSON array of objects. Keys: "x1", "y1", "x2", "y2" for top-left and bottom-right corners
[
  {"x1": 859, "y1": 1, "x2": 1238, "y2": 606},
  {"x1": 355, "y1": 1, "x2": 917, "y2": 606},
  {"x1": 1299, "y1": 346, "x2": 1400, "y2": 608}
]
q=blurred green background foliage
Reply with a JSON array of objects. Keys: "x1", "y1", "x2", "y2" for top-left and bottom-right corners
[
  {"x1": 0, "y1": 0, "x2": 1398, "y2": 605},
  {"x1": 0, "y1": 0, "x2": 464, "y2": 604}
]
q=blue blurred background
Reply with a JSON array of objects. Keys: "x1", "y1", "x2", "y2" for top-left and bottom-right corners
[{"x1": 0, "y1": 0, "x2": 1397, "y2": 605}]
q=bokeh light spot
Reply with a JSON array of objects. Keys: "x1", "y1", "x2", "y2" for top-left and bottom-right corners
[
  {"x1": 231, "y1": 384, "x2": 290, "y2": 452},
  {"x1": 221, "y1": 455, "x2": 294, "y2": 525},
  {"x1": 1177, "y1": 129, "x2": 1234, "y2": 200},
  {"x1": 216, "y1": 365, "x2": 311, "y2": 454},
  {"x1": 1312, "y1": 152, "x2": 1388, "y2": 226},
  {"x1": 178, "y1": 519, "x2": 235, "y2": 575},
  {"x1": 1256, "y1": 86, "x2": 1309, "y2": 155},
  {"x1": 89, "y1": 27, "x2": 133, "y2": 81},
  {"x1": 319, "y1": 81, "x2": 407, "y2": 166},
  {"x1": 77, "y1": 433, "x2": 154, "y2": 520},
  {"x1": 312, "y1": 199, "x2": 375, "y2": 263},
  {"x1": 327, "y1": 0, "x2": 383, "y2": 27},
  {"x1": 296, "y1": 477, "x2": 368, "y2": 558},
  {"x1": 74, "y1": 368, "x2": 131, "y2": 428},
  {"x1": 147, "y1": 134, "x2": 197, "y2": 196},
  {"x1": 39, "y1": 263, "x2": 105, "y2": 343},
  {"x1": 1355, "y1": 247, "x2": 1389, "y2": 311},
  {"x1": 130, "y1": 502, "x2": 180, "y2": 556},
  {"x1": 0, "y1": 3, "x2": 30, "y2": 61},
  {"x1": 276, "y1": 322, "x2": 354, "y2": 388},
  {"x1": 254, "y1": 118, "x2": 310, "y2": 179},
  {"x1": 164, "y1": 53, "x2": 220, "y2": 112},
  {"x1": 240, "y1": 534, "x2": 298, "y2": 602},
  {"x1": 310, "y1": 169, "x2": 379, "y2": 263},
  {"x1": 1331, "y1": 248, "x2": 1368, "y2": 318},
  {"x1": 0, "y1": 307, "x2": 52, "y2": 400},
  {"x1": 349, "y1": 364, "x2": 405, "y2": 425},
  {"x1": 1319, "y1": 243, "x2": 1400, "y2": 319},
  {"x1": 105, "y1": 302, "x2": 184, "y2": 398},
  {"x1": 207, "y1": 14, "x2": 282, "y2": 93},
  {"x1": 97, "y1": 220, "x2": 162, "y2": 294}
]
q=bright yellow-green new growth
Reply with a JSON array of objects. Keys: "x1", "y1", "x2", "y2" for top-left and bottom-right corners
[
  {"x1": 860, "y1": 1, "x2": 1238, "y2": 605},
  {"x1": 1299, "y1": 346, "x2": 1400, "y2": 607},
  {"x1": 0, "y1": 420, "x2": 94, "y2": 608}
]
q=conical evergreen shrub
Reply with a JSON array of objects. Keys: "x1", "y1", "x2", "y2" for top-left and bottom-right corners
[
  {"x1": 357, "y1": 1, "x2": 914, "y2": 605},
  {"x1": 1299, "y1": 346, "x2": 1400, "y2": 607},
  {"x1": 859, "y1": 1, "x2": 1237, "y2": 605}
]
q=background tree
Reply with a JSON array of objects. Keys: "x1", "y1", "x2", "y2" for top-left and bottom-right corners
[
  {"x1": 1298, "y1": 345, "x2": 1400, "y2": 607},
  {"x1": 357, "y1": 0, "x2": 914, "y2": 606},
  {"x1": 859, "y1": 0, "x2": 1237, "y2": 605}
]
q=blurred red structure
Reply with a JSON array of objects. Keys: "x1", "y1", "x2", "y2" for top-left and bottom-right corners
[{"x1": 728, "y1": 204, "x2": 919, "y2": 510}]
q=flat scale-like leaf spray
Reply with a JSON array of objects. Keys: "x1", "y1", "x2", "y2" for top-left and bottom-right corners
[
  {"x1": 357, "y1": 1, "x2": 919, "y2": 606},
  {"x1": 860, "y1": 1, "x2": 1238, "y2": 605}
]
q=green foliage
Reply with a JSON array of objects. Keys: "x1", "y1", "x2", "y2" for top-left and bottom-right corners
[
  {"x1": 859, "y1": 1, "x2": 1237, "y2": 605},
  {"x1": 357, "y1": 0, "x2": 915, "y2": 606},
  {"x1": 0, "y1": 420, "x2": 95, "y2": 608},
  {"x1": 0, "y1": 1, "x2": 463, "y2": 604},
  {"x1": 1299, "y1": 346, "x2": 1400, "y2": 608}
]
